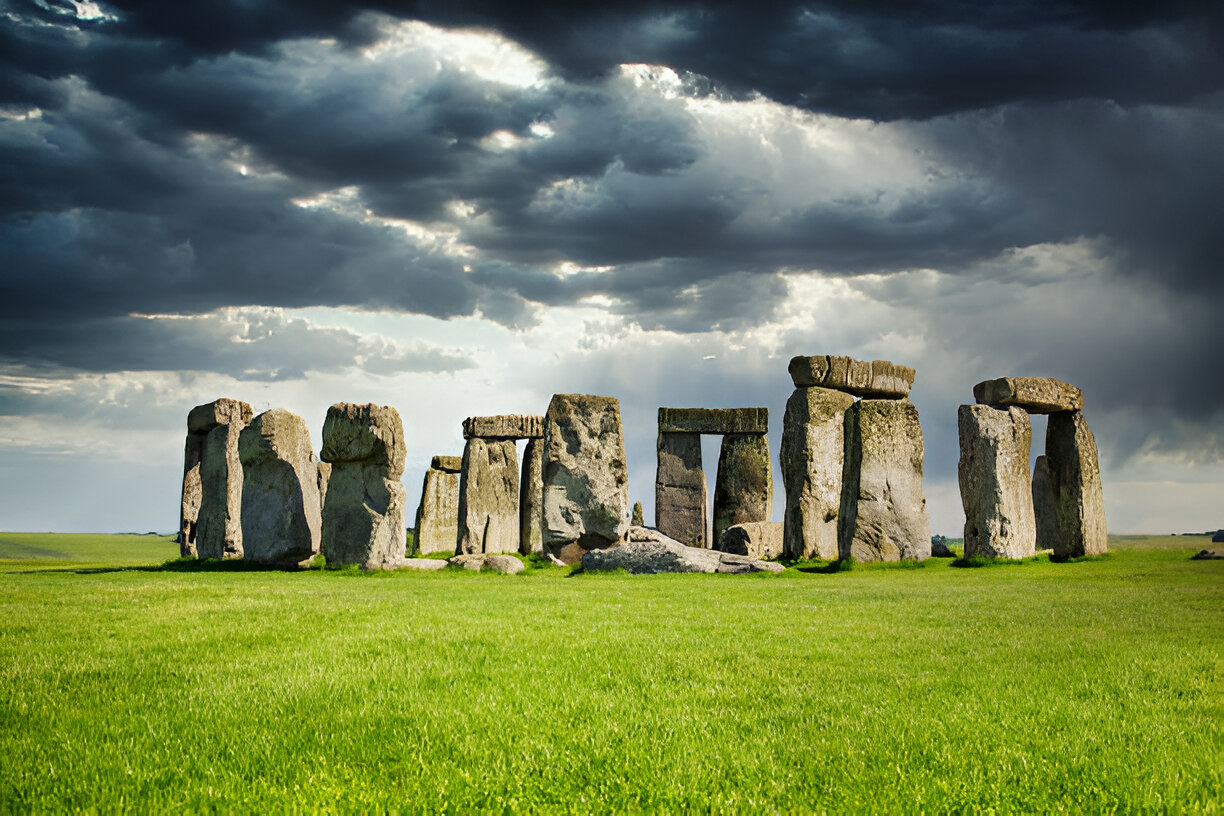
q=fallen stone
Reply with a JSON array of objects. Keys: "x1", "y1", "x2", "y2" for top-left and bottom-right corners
[
  {"x1": 718, "y1": 521, "x2": 784, "y2": 560},
  {"x1": 788, "y1": 355, "x2": 915, "y2": 399},
  {"x1": 655, "y1": 431, "x2": 707, "y2": 548},
  {"x1": 973, "y1": 377, "x2": 1083, "y2": 414},
  {"x1": 542, "y1": 393, "x2": 630, "y2": 557},
  {"x1": 581, "y1": 531, "x2": 782, "y2": 574},
  {"x1": 1191, "y1": 549, "x2": 1223, "y2": 560},
  {"x1": 457, "y1": 437, "x2": 519, "y2": 554},
  {"x1": 1046, "y1": 411, "x2": 1108, "y2": 559},
  {"x1": 840, "y1": 399, "x2": 932, "y2": 561},
  {"x1": 713, "y1": 433, "x2": 772, "y2": 545},
  {"x1": 781, "y1": 386, "x2": 856, "y2": 560},
  {"x1": 320, "y1": 403, "x2": 408, "y2": 570},
  {"x1": 449, "y1": 553, "x2": 486, "y2": 571},
  {"x1": 238, "y1": 409, "x2": 322, "y2": 566},
  {"x1": 462, "y1": 415, "x2": 544, "y2": 439},
  {"x1": 414, "y1": 459, "x2": 461, "y2": 555},
  {"x1": 957, "y1": 405, "x2": 1037, "y2": 560},
  {"x1": 401, "y1": 558, "x2": 449, "y2": 571},
  {"x1": 519, "y1": 437, "x2": 544, "y2": 555},
  {"x1": 657, "y1": 407, "x2": 768, "y2": 435},
  {"x1": 179, "y1": 435, "x2": 203, "y2": 558},
  {"x1": 188, "y1": 398, "x2": 253, "y2": 560},
  {"x1": 447, "y1": 553, "x2": 525, "y2": 573},
  {"x1": 432, "y1": 455, "x2": 463, "y2": 472}
]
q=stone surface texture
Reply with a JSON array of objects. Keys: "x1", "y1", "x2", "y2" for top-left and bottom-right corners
[
  {"x1": 462, "y1": 415, "x2": 544, "y2": 439},
  {"x1": 632, "y1": 501, "x2": 644, "y2": 527},
  {"x1": 401, "y1": 558, "x2": 449, "y2": 570},
  {"x1": 432, "y1": 455, "x2": 463, "y2": 472},
  {"x1": 457, "y1": 437, "x2": 519, "y2": 554},
  {"x1": 717, "y1": 521, "x2": 784, "y2": 560},
  {"x1": 840, "y1": 399, "x2": 932, "y2": 561},
  {"x1": 1031, "y1": 455, "x2": 1058, "y2": 552},
  {"x1": 1045, "y1": 411, "x2": 1108, "y2": 558},
  {"x1": 543, "y1": 394, "x2": 630, "y2": 558},
  {"x1": 238, "y1": 409, "x2": 322, "y2": 566},
  {"x1": 713, "y1": 433, "x2": 772, "y2": 545},
  {"x1": 788, "y1": 355, "x2": 914, "y2": 399},
  {"x1": 414, "y1": 462, "x2": 461, "y2": 555},
  {"x1": 317, "y1": 462, "x2": 331, "y2": 511},
  {"x1": 581, "y1": 528, "x2": 783, "y2": 574},
  {"x1": 957, "y1": 405, "x2": 1037, "y2": 559},
  {"x1": 973, "y1": 377, "x2": 1083, "y2": 414},
  {"x1": 655, "y1": 432, "x2": 707, "y2": 548},
  {"x1": 188, "y1": 398, "x2": 253, "y2": 560},
  {"x1": 519, "y1": 437, "x2": 545, "y2": 555},
  {"x1": 319, "y1": 403, "x2": 407, "y2": 570},
  {"x1": 658, "y1": 407, "x2": 768, "y2": 435},
  {"x1": 780, "y1": 386, "x2": 856, "y2": 560},
  {"x1": 448, "y1": 553, "x2": 525, "y2": 574},
  {"x1": 179, "y1": 435, "x2": 203, "y2": 557}
]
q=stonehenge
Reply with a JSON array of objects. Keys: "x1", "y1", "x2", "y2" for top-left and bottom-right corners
[
  {"x1": 654, "y1": 407, "x2": 771, "y2": 548},
  {"x1": 180, "y1": 398, "x2": 253, "y2": 559},
  {"x1": 780, "y1": 355, "x2": 930, "y2": 562},
  {"x1": 457, "y1": 414, "x2": 544, "y2": 555},
  {"x1": 959, "y1": 377, "x2": 1107, "y2": 560},
  {"x1": 414, "y1": 455, "x2": 461, "y2": 555},
  {"x1": 238, "y1": 409, "x2": 322, "y2": 566}
]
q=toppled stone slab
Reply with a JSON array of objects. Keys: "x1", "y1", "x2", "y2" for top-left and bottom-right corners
[
  {"x1": 581, "y1": 528, "x2": 783, "y2": 574},
  {"x1": 718, "y1": 521, "x2": 783, "y2": 560},
  {"x1": 781, "y1": 386, "x2": 856, "y2": 560},
  {"x1": 657, "y1": 407, "x2": 768, "y2": 435},
  {"x1": 1046, "y1": 411, "x2": 1108, "y2": 559},
  {"x1": 713, "y1": 433, "x2": 772, "y2": 544},
  {"x1": 414, "y1": 458, "x2": 461, "y2": 555},
  {"x1": 187, "y1": 398, "x2": 253, "y2": 560},
  {"x1": 432, "y1": 455, "x2": 463, "y2": 472},
  {"x1": 958, "y1": 405, "x2": 1037, "y2": 560},
  {"x1": 519, "y1": 438, "x2": 544, "y2": 555},
  {"x1": 543, "y1": 394, "x2": 630, "y2": 559},
  {"x1": 656, "y1": 431, "x2": 707, "y2": 548},
  {"x1": 448, "y1": 553, "x2": 525, "y2": 574},
  {"x1": 320, "y1": 403, "x2": 407, "y2": 570},
  {"x1": 788, "y1": 355, "x2": 915, "y2": 399},
  {"x1": 401, "y1": 558, "x2": 449, "y2": 571},
  {"x1": 238, "y1": 409, "x2": 322, "y2": 566},
  {"x1": 840, "y1": 399, "x2": 932, "y2": 561},
  {"x1": 973, "y1": 377, "x2": 1083, "y2": 414},
  {"x1": 457, "y1": 437, "x2": 519, "y2": 554},
  {"x1": 462, "y1": 415, "x2": 544, "y2": 439}
]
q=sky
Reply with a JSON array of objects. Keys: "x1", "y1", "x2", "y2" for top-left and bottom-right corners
[{"x1": 1, "y1": 0, "x2": 1221, "y2": 536}]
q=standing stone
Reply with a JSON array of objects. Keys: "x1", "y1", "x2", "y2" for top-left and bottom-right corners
[
  {"x1": 185, "y1": 398, "x2": 253, "y2": 560},
  {"x1": 320, "y1": 403, "x2": 407, "y2": 570},
  {"x1": 317, "y1": 462, "x2": 331, "y2": 513},
  {"x1": 238, "y1": 409, "x2": 321, "y2": 566},
  {"x1": 1046, "y1": 411, "x2": 1108, "y2": 558},
  {"x1": 519, "y1": 438, "x2": 545, "y2": 555},
  {"x1": 655, "y1": 432, "x2": 707, "y2": 548},
  {"x1": 957, "y1": 405, "x2": 1036, "y2": 560},
  {"x1": 839, "y1": 399, "x2": 932, "y2": 561},
  {"x1": 543, "y1": 394, "x2": 630, "y2": 562},
  {"x1": 458, "y1": 437, "x2": 519, "y2": 554},
  {"x1": 712, "y1": 433, "x2": 772, "y2": 545},
  {"x1": 414, "y1": 456, "x2": 461, "y2": 555},
  {"x1": 632, "y1": 501, "x2": 644, "y2": 527},
  {"x1": 1032, "y1": 455, "x2": 1058, "y2": 552},
  {"x1": 781, "y1": 386, "x2": 856, "y2": 560}
]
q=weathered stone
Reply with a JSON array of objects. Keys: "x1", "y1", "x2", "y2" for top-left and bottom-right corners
[
  {"x1": 840, "y1": 400, "x2": 932, "y2": 561},
  {"x1": 581, "y1": 529, "x2": 782, "y2": 574},
  {"x1": 188, "y1": 398, "x2": 253, "y2": 435},
  {"x1": 781, "y1": 386, "x2": 856, "y2": 560},
  {"x1": 519, "y1": 437, "x2": 544, "y2": 555},
  {"x1": 414, "y1": 460, "x2": 461, "y2": 555},
  {"x1": 462, "y1": 415, "x2": 544, "y2": 439},
  {"x1": 317, "y1": 462, "x2": 331, "y2": 512},
  {"x1": 446, "y1": 553, "x2": 525, "y2": 574},
  {"x1": 401, "y1": 558, "x2": 449, "y2": 571},
  {"x1": 716, "y1": 553, "x2": 786, "y2": 574},
  {"x1": 957, "y1": 405, "x2": 1036, "y2": 560},
  {"x1": 931, "y1": 539, "x2": 955, "y2": 558},
  {"x1": 632, "y1": 501, "x2": 644, "y2": 527},
  {"x1": 718, "y1": 521, "x2": 784, "y2": 560},
  {"x1": 457, "y1": 437, "x2": 519, "y2": 555},
  {"x1": 182, "y1": 398, "x2": 252, "y2": 559},
  {"x1": 238, "y1": 409, "x2": 321, "y2": 566},
  {"x1": 432, "y1": 455, "x2": 462, "y2": 472},
  {"x1": 973, "y1": 377, "x2": 1083, "y2": 414},
  {"x1": 543, "y1": 394, "x2": 630, "y2": 556},
  {"x1": 179, "y1": 434, "x2": 203, "y2": 557},
  {"x1": 713, "y1": 433, "x2": 772, "y2": 545},
  {"x1": 655, "y1": 431, "x2": 707, "y2": 548},
  {"x1": 449, "y1": 553, "x2": 486, "y2": 571},
  {"x1": 658, "y1": 407, "x2": 768, "y2": 435},
  {"x1": 320, "y1": 403, "x2": 406, "y2": 477},
  {"x1": 320, "y1": 403, "x2": 407, "y2": 570},
  {"x1": 1032, "y1": 455, "x2": 1058, "y2": 552},
  {"x1": 788, "y1": 355, "x2": 915, "y2": 399},
  {"x1": 1045, "y1": 411, "x2": 1108, "y2": 558}
]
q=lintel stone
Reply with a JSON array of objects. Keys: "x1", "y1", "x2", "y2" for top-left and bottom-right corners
[
  {"x1": 657, "y1": 407, "x2": 768, "y2": 435},
  {"x1": 431, "y1": 455, "x2": 463, "y2": 472},
  {"x1": 788, "y1": 355, "x2": 914, "y2": 399},
  {"x1": 462, "y1": 414, "x2": 544, "y2": 440},
  {"x1": 973, "y1": 377, "x2": 1083, "y2": 414}
]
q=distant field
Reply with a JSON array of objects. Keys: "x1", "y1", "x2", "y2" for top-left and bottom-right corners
[
  {"x1": 0, "y1": 533, "x2": 1220, "y2": 811},
  {"x1": 0, "y1": 532, "x2": 178, "y2": 564}
]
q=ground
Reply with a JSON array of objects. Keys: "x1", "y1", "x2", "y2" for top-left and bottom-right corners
[{"x1": 0, "y1": 532, "x2": 1220, "y2": 811}]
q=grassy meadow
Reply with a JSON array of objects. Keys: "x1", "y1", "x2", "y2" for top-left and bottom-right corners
[{"x1": 1, "y1": 533, "x2": 1220, "y2": 812}]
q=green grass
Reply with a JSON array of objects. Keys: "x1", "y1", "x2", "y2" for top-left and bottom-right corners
[
  {"x1": 1, "y1": 535, "x2": 1220, "y2": 812},
  {"x1": 0, "y1": 531, "x2": 178, "y2": 564}
]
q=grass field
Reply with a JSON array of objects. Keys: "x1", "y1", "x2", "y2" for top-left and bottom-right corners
[{"x1": 1, "y1": 533, "x2": 1220, "y2": 811}]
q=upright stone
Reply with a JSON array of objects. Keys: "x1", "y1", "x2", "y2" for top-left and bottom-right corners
[
  {"x1": 1032, "y1": 455, "x2": 1058, "y2": 551},
  {"x1": 317, "y1": 462, "x2": 331, "y2": 512},
  {"x1": 543, "y1": 394, "x2": 630, "y2": 562},
  {"x1": 519, "y1": 438, "x2": 545, "y2": 555},
  {"x1": 238, "y1": 409, "x2": 322, "y2": 566},
  {"x1": 781, "y1": 386, "x2": 856, "y2": 559},
  {"x1": 186, "y1": 398, "x2": 253, "y2": 560},
  {"x1": 457, "y1": 437, "x2": 519, "y2": 554},
  {"x1": 632, "y1": 501, "x2": 644, "y2": 527},
  {"x1": 957, "y1": 405, "x2": 1036, "y2": 559},
  {"x1": 320, "y1": 403, "x2": 407, "y2": 570},
  {"x1": 1046, "y1": 412, "x2": 1108, "y2": 558},
  {"x1": 414, "y1": 456, "x2": 461, "y2": 555},
  {"x1": 839, "y1": 400, "x2": 932, "y2": 561},
  {"x1": 656, "y1": 432, "x2": 707, "y2": 548},
  {"x1": 713, "y1": 433, "x2": 772, "y2": 545}
]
